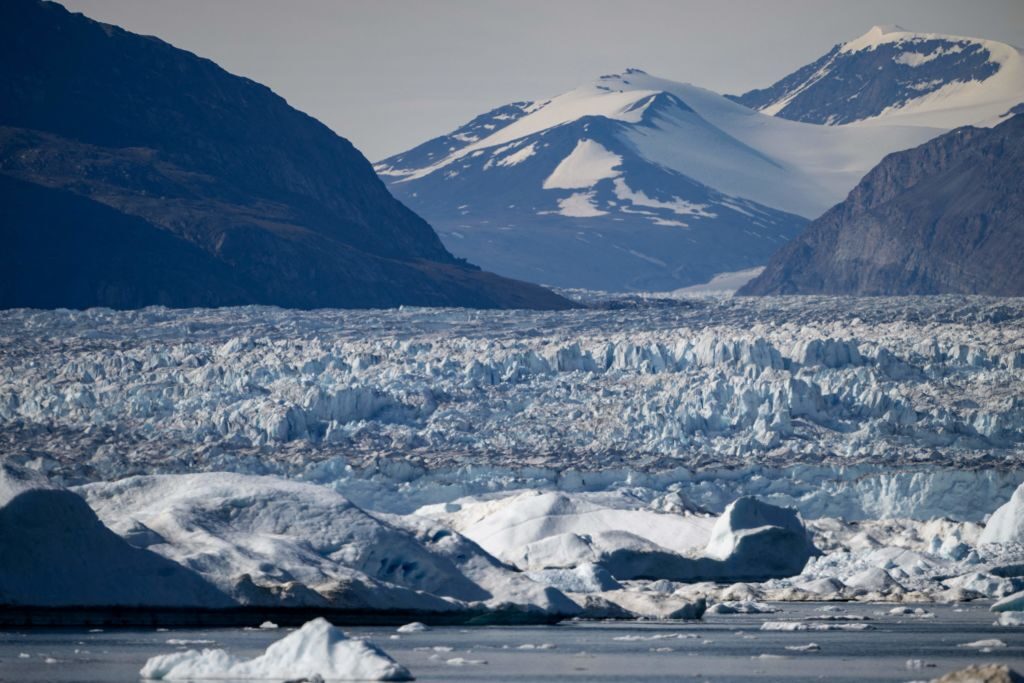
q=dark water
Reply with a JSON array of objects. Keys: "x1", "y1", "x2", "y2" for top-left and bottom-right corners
[{"x1": 2, "y1": 603, "x2": 1023, "y2": 682}]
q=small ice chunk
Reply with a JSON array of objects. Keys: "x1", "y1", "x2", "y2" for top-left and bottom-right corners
[
  {"x1": 706, "y1": 600, "x2": 779, "y2": 615},
  {"x1": 761, "y1": 621, "x2": 873, "y2": 632},
  {"x1": 785, "y1": 643, "x2": 820, "y2": 652},
  {"x1": 761, "y1": 621, "x2": 808, "y2": 631},
  {"x1": 958, "y1": 639, "x2": 1006, "y2": 649},
  {"x1": 396, "y1": 622, "x2": 429, "y2": 634},
  {"x1": 258, "y1": 621, "x2": 279, "y2": 630},
  {"x1": 446, "y1": 657, "x2": 487, "y2": 666},
  {"x1": 995, "y1": 611, "x2": 1024, "y2": 627}
]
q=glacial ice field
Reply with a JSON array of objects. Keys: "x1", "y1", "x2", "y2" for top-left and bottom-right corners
[
  {"x1": 3, "y1": 295, "x2": 1024, "y2": 618},
  {"x1": 2, "y1": 295, "x2": 1022, "y2": 517}
]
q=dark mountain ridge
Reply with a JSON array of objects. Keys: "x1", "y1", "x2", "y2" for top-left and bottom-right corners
[
  {"x1": 738, "y1": 114, "x2": 1024, "y2": 296},
  {"x1": 0, "y1": 0, "x2": 570, "y2": 310}
]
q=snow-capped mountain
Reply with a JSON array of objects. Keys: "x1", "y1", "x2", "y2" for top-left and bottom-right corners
[
  {"x1": 731, "y1": 25, "x2": 1024, "y2": 129},
  {"x1": 378, "y1": 70, "x2": 938, "y2": 291}
]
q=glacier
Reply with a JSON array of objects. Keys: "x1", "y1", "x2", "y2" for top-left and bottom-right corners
[
  {"x1": 1, "y1": 295, "x2": 1023, "y2": 617},
  {"x1": 2, "y1": 295, "x2": 1021, "y2": 516}
]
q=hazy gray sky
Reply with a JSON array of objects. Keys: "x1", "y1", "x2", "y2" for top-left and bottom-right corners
[{"x1": 58, "y1": 0, "x2": 1024, "y2": 160}]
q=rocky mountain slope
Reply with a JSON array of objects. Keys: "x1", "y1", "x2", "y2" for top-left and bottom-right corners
[
  {"x1": 377, "y1": 70, "x2": 938, "y2": 292},
  {"x1": 738, "y1": 114, "x2": 1024, "y2": 296},
  {"x1": 731, "y1": 25, "x2": 1024, "y2": 129},
  {"x1": 0, "y1": 0, "x2": 569, "y2": 310}
]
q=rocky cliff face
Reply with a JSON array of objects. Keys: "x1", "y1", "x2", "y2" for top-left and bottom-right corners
[
  {"x1": 739, "y1": 114, "x2": 1024, "y2": 296},
  {"x1": 0, "y1": 0, "x2": 570, "y2": 310}
]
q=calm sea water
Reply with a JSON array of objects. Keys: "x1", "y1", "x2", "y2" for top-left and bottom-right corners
[{"x1": 2, "y1": 603, "x2": 1023, "y2": 682}]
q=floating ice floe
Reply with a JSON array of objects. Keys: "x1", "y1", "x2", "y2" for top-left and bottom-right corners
[
  {"x1": 784, "y1": 642, "x2": 820, "y2": 652},
  {"x1": 446, "y1": 657, "x2": 487, "y2": 666},
  {"x1": 958, "y1": 639, "x2": 1006, "y2": 649},
  {"x1": 140, "y1": 617, "x2": 412, "y2": 681},
  {"x1": 994, "y1": 612, "x2": 1024, "y2": 627},
  {"x1": 760, "y1": 621, "x2": 874, "y2": 632},
  {"x1": 706, "y1": 600, "x2": 780, "y2": 615}
]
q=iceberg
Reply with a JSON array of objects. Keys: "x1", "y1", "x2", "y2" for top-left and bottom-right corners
[
  {"x1": 0, "y1": 464, "x2": 229, "y2": 608},
  {"x1": 140, "y1": 617, "x2": 412, "y2": 681},
  {"x1": 980, "y1": 482, "x2": 1024, "y2": 545},
  {"x1": 80, "y1": 472, "x2": 579, "y2": 616}
]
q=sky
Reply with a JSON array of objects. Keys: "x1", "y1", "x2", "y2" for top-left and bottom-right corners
[{"x1": 57, "y1": 0, "x2": 1024, "y2": 161}]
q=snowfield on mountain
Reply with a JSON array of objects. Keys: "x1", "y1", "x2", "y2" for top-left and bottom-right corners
[{"x1": 732, "y1": 25, "x2": 1024, "y2": 129}]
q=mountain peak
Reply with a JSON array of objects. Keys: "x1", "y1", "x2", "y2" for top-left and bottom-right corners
[
  {"x1": 842, "y1": 24, "x2": 913, "y2": 53},
  {"x1": 599, "y1": 68, "x2": 649, "y2": 80},
  {"x1": 869, "y1": 23, "x2": 908, "y2": 36},
  {"x1": 732, "y1": 24, "x2": 1023, "y2": 128}
]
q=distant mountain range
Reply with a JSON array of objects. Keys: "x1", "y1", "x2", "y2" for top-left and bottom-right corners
[
  {"x1": 738, "y1": 113, "x2": 1024, "y2": 296},
  {"x1": 379, "y1": 26, "x2": 1023, "y2": 293},
  {"x1": 3, "y1": 5, "x2": 1020, "y2": 303},
  {"x1": 377, "y1": 70, "x2": 939, "y2": 292},
  {"x1": 0, "y1": 0, "x2": 570, "y2": 310},
  {"x1": 378, "y1": 73, "x2": 811, "y2": 292}
]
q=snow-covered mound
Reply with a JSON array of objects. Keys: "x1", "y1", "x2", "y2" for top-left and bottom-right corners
[
  {"x1": 377, "y1": 70, "x2": 940, "y2": 291},
  {"x1": 732, "y1": 26, "x2": 1024, "y2": 129},
  {"x1": 79, "y1": 472, "x2": 578, "y2": 615},
  {"x1": 140, "y1": 617, "x2": 412, "y2": 681},
  {"x1": 416, "y1": 490, "x2": 714, "y2": 569},
  {"x1": 419, "y1": 491, "x2": 812, "y2": 582},
  {"x1": 703, "y1": 497, "x2": 815, "y2": 578},
  {"x1": 593, "y1": 498, "x2": 814, "y2": 582},
  {"x1": 0, "y1": 464, "x2": 230, "y2": 607},
  {"x1": 980, "y1": 482, "x2": 1024, "y2": 545}
]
